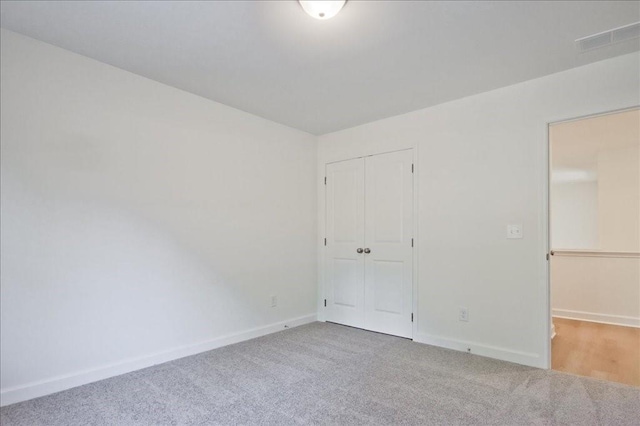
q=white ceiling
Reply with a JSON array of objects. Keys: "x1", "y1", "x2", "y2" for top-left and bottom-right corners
[{"x1": 1, "y1": 1, "x2": 639, "y2": 135}]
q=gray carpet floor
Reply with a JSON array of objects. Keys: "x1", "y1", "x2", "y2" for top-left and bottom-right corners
[{"x1": 1, "y1": 322, "x2": 639, "y2": 425}]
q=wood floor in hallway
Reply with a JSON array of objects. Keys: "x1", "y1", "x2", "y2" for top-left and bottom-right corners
[{"x1": 552, "y1": 317, "x2": 640, "y2": 387}]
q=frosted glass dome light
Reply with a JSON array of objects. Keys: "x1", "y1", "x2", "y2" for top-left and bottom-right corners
[{"x1": 299, "y1": 1, "x2": 346, "y2": 20}]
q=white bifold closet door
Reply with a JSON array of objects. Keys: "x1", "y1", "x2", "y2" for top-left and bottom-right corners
[{"x1": 325, "y1": 149, "x2": 413, "y2": 338}]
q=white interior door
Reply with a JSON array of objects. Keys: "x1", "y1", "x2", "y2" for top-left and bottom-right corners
[
  {"x1": 364, "y1": 150, "x2": 414, "y2": 338},
  {"x1": 325, "y1": 158, "x2": 365, "y2": 329},
  {"x1": 324, "y1": 150, "x2": 413, "y2": 338}
]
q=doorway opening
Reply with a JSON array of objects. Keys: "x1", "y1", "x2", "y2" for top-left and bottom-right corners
[{"x1": 548, "y1": 107, "x2": 640, "y2": 386}]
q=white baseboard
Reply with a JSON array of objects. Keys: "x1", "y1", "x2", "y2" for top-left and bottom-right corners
[
  {"x1": 552, "y1": 309, "x2": 640, "y2": 328},
  {"x1": 413, "y1": 332, "x2": 543, "y2": 368},
  {"x1": 0, "y1": 314, "x2": 316, "y2": 407}
]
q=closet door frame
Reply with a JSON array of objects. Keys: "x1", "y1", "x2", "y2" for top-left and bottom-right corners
[{"x1": 319, "y1": 147, "x2": 418, "y2": 340}]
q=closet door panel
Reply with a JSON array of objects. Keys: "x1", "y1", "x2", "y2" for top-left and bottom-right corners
[
  {"x1": 325, "y1": 158, "x2": 365, "y2": 328},
  {"x1": 364, "y1": 150, "x2": 413, "y2": 338}
]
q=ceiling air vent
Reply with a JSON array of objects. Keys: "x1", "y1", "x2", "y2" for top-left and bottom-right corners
[{"x1": 576, "y1": 22, "x2": 640, "y2": 52}]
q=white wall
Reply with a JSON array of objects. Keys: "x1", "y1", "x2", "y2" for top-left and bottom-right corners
[
  {"x1": 549, "y1": 110, "x2": 639, "y2": 326},
  {"x1": 0, "y1": 30, "x2": 317, "y2": 405},
  {"x1": 551, "y1": 256, "x2": 640, "y2": 327},
  {"x1": 551, "y1": 181, "x2": 598, "y2": 249},
  {"x1": 317, "y1": 52, "x2": 640, "y2": 368},
  {"x1": 598, "y1": 145, "x2": 640, "y2": 252},
  {"x1": 549, "y1": 109, "x2": 640, "y2": 251}
]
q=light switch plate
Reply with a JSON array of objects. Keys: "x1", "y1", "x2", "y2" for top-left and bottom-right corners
[
  {"x1": 459, "y1": 307, "x2": 469, "y2": 322},
  {"x1": 507, "y1": 224, "x2": 523, "y2": 239}
]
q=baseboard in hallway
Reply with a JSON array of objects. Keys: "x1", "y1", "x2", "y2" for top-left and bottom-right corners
[{"x1": 552, "y1": 309, "x2": 640, "y2": 328}]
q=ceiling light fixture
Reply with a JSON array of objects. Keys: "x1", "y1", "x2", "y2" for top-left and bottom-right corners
[{"x1": 299, "y1": 1, "x2": 346, "y2": 20}]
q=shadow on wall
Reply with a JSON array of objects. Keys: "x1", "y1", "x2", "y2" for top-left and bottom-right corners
[{"x1": 1, "y1": 128, "x2": 315, "y2": 388}]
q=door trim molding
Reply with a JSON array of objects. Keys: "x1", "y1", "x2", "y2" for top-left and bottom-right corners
[{"x1": 319, "y1": 147, "x2": 418, "y2": 340}]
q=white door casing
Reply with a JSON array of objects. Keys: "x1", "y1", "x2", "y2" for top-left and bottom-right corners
[{"x1": 324, "y1": 149, "x2": 414, "y2": 338}]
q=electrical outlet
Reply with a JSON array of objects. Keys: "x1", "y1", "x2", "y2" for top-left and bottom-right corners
[
  {"x1": 459, "y1": 307, "x2": 469, "y2": 322},
  {"x1": 271, "y1": 295, "x2": 277, "y2": 308},
  {"x1": 507, "y1": 224, "x2": 523, "y2": 239}
]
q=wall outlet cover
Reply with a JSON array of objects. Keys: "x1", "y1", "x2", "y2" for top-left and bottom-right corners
[
  {"x1": 507, "y1": 224, "x2": 523, "y2": 239},
  {"x1": 459, "y1": 307, "x2": 469, "y2": 322}
]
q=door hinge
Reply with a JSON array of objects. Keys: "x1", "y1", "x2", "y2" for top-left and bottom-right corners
[
  {"x1": 324, "y1": 176, "x2": 327, "y2": 185},
  {"x1": 411, "y1": 238, "x2": 414, "y2": 247},
  {"x1": 324, "y1": 238, "x2": 327, "y2": 246},
  {"x1": 411, "y1": 313, "x2": 414, "y2": 322},
  {"x1": 324, "y1": 299, "x2": 327, "y2": 307},
  {"x1": 412, "y1": 164, "x2": 414, "y2": 173}
]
